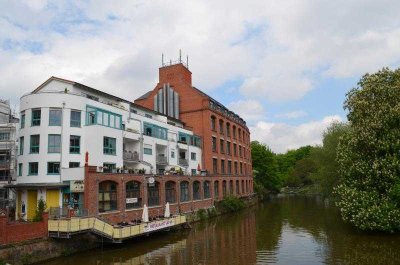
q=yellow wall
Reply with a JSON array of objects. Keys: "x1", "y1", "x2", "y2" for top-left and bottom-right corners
[
  {"x1": 27, "y1": 190, "x2": 38, "y2": 220},
  {"x1": 46, "y1": 189, "x2": 60, "y2": 209}
]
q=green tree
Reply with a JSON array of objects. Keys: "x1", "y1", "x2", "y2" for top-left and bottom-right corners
[
  {"x1": 335, "y1": 68, "x2": 400, "y2": 232},
  {"x1": 286, "y1": 157, "x2": 317, "y2": 187},
  {"x1": 251, "y1": 141, "x2": 281, "y2": 191},
  {"x1": 311, "y1": 122, "x2": 349, "y2": 197}
]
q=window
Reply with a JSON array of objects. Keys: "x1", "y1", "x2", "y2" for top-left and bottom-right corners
[
  {"x1": 148, "y1": 182, "x2": 160, "y2": 206},
  {"x1": 239, "y1": 145, "x2": 242, "y2": 157},
  {"x1": 228, "y1": 161, "x2": 232, "y2": 174},
  {"x1": 238, "y1": 129, "x2": 242, "y2": 141},
  {"x1": 220, "y1": 139, "x2": 225, "y2": 153},
  {"x1": 240, "y1": 162, "x2": 243, "y2": 175},
  {"x1": 212, "y1": 137, "x2": 217, "y2": 152},
  {"x1": 191, "y1": 152, "x2": 196, "y2": 160},
  {"x1": 233, "y1": 126, "x2": 236, "y2": 139},
  {"x1": 222, "y1": 180, "x2": 227, "y2": 196},
  {"x1": 221, "y1": 160, "x2": 225, "y2": 174},
  {"x1": 171, "y1": 151, "x2": 175, "y2": 158},
  {"x1": 69, "y1": 162, "x2": 80, "y2": 168},
  {"x1": 49, "y1": 109, "x2": 62, "y2": 126},
  {"x1": 70, "y1": 110, "x2": 81, "y2": 127},
  {"x1": 219, "y1": 119, "x2": 224, "y2": 134},
  {"x1": 211, "y1": 116, "x2": 216, "y2": 131},
  {"x1": 165, "y1": 181, "x2": 176, "y2": 204},
  {"x1": 180, "y1": 181, "x2": 190, "y2": 202},
  {"x1": 20, "y1": 111, "x2": 25, "y2": 129},
  {"x1": 29, "y1": 162, "x2": 38, "y2": 175},
  {"x1": 86, "y1": 105, "x2": 122, "y2": 129},
  {"x1": 70, "y1": 135, "x2": 80, "y2": 154},
  {"x1": 226, "y1": 123, "x2": 230, "y2": 137},
  {"x1": 226, "y1": 142, "x2": 231, "y2": 155},
  {"x1": 0, "y1": 132, "x2": 10, "y2": 141},
  {"x1": 178, "y1": 132, "x2": 190, "y2": 143},
  {"x1": 48, "y1": 134, "x2": 61, "y2": 153},
  {"x1": 230, "y1": 180, "x2": 233, "y2": 194},
  {"x1": 48, "y1": 162, "x2": 60, "y2": 175},
  {"x1": 144, "y1": 122, "x2": 167, "y2": 140},
  {"x1": 193, "y1": 181, "x2": 201, "y2": 200},
  {"x1": 30, "y1": 135, "x2": 40, "y2": 153},
  {"x1": 103, "y1": 163, "x2": 116, "y2": 173},
  {"x1": 144, "y1": 147, "x2": 152, "y2": 155},
  {"x1": 214, "y1": 181, "x2": 219, "y2": 198},
  {"x1": 204, "y1": 181, "x2": 211, "y2": 198},
  {"x1": 31, "y1": 109, "x2": 41, "y2": 126},
  {"x1": 18, "y1": 163, "x2": 23, "y2": 177},
  {"x1": 126, "y1": 181, "x2": 141, "y2": 209},
  {"x1": 191, "y1": 169, "x2": 197, "y2": 175},
  {"x1": 19, "y1": 137, "x2": 24, "y2": 155},
  {"x1": 98, "y1": 181, "x2": 117, "y2": 212},
  {"x1": 103, "y1": 137, "x2": 116, "y2": 155},
  {"x1": 234, "y1": 161, "x2": 238, "y2": 174},
  {"x1": 213, "y1": 158, "x2": 218, "y2": 174}
]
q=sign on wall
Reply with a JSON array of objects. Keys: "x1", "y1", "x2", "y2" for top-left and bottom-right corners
[
  {"x1": 126, "y1": 198, "x2": 138, "y2": 204},
  {"x1": 70, "y1": 180, "x2": 84, "y2": 192},
  {"x1": 144, "y1": 219, "x2": 175, "y2": 233}
]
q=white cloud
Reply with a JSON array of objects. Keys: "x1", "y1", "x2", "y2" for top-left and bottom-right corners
[
  {"x1": 250, "y1": 115, "x2": 343, "y2": 153},
  {"x1": 275, "y1": 110, "x2": 308, "y2": 119},
  {"x1": 228, "y1": 99, "x2": 265, "y2": 122}
]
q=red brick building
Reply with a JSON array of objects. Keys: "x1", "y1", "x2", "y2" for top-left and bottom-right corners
[{"x1": 135, "y1": 62, "x2": 253, "y2": 193}]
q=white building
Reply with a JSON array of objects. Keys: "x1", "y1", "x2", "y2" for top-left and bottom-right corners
[
  {"x1": 0, "y1": 99, "x2": 18, "y2": 210},
  {"x1": 14, "y1": 77, "x2": 202, "y2": 220}
]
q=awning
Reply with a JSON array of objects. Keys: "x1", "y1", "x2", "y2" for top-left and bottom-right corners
[{"x1": 4, "y1": 183, "x2": 69, "y2": 189}]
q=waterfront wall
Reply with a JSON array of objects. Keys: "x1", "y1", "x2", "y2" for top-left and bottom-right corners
[
  {"x1": 0, "y1": 213, "x2": 48, "y2": 246},
  {"x1": 84, "y1": 166, "x2": 253, "y2": 224}
]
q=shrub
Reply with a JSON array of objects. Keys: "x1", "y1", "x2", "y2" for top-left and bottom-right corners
[
  {"x1": 197, "y1": 209, "x2": 207, "y2": 220},
  {"x1": 33, "y1": 198, "x2": 47, "y2": 222},
  {"x1": 207, "y1": 207, "x2": 217, "y2": 218},
  {"x1": 219, "y1": 196, "x2": 245, "y2": 213}
]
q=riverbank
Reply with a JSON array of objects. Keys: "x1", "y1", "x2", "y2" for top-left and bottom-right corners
[
  {"x1": 0, "y1": 195, "x2": 258, "y2": 265},
  {"x1": 280, "y1": 184, "x2": 322, "y2": 196}
]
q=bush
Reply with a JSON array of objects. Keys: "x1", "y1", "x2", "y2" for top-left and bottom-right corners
[
  {"x1": 196, "y1": 209, "x2": 207, "y2": 220},
  {"x1": 219, "y1": 196, "x2": 245, "y2": 213},
  {"x1": 33, "y1": 198, "x2": 47, "y2": 222},
  {"x1": 207, "y1": 207, "x2": 217, "y2": 218}
]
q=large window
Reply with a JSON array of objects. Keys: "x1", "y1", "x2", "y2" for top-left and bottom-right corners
[
  {"x1": 212, "y1": 137, "x2": 217, "y2": 152},
  {"x1": 178, "y1": 132, "x2": 190, "y2": 143},
  {"x1": 20, "y1": 111, "x2": 25, "y2": 129},
  {"x1": 49, "y1": 109, "x2": 62, "y2": 126},
  {"x1": 214, "y1": 181, "x2": 219, "y2": 198},
  {"x1": 19, "y1": 137, "x2": 24, "y2": 155},
  {"x1": 30, "y1": 135, "x2": 40, "y2": 153},
  {"x1": 70, "y1": 110, "x2": 81, "y2": 127},
  {"x1": 213, "y1": 158, "x2": 218, "y2": 174},
  {"x1": 233, "y1": 125, "x2": 237, "y2": 139},
  {"x1": 18, "y1": 163, "x2": 23, "y2": 177},
  {"x1": 234, "y1": 161, "x2": 238, "y2": 174},
  {"x1": 236, "y1": 180, "x2": 240, "y2": 195},
  {"x1": 180, "y1": 181, "x2": 190, "y2": 202},
  {"x1": 204, "y1": 181, "x2": 211, "y2": 199},
  {"x1": 220, "y1": 139, "x2": 224, "y2": 153},
  {"x1": 211, "y1": 116, "x2": 216, "y2": 131},
  {"x1": 29, "y1": 162, "x2": 38, "y2": 175},
  {"x1": 190, "y1": 152, "x2": 196, "y2": 161},
  {"x1": 103, "y1": 137, "x2": 116, "y2": 155},
  {"x1": 31, "y1": 109, "x2": 41, "y2": 126},
  {"x1": 234, "y1": 143, "x2": 237, "y2": 156},
  {"x1": 98, "y1": 181, "x2": 117, "y2": 212},
  {"x1": 219, "y1": 119, "x2": 224, "y2": 134},
  {"x1": 226, "y1": 142, "x2": 231, "y2": 155},
  {"x1": 229, "y1": 180, "x2": 233, "y2": 194},
  {"x1": 228, "y1": 161, "x2": 232, "y2": 174},
  {"x1": 144, "y1": 147, "x2": 152, "y2": 155},
  {"x1": 148, "y1": 182, "x2": 160, "y2": 206},
  {"x1": 222, "y1": 180, "x2": 227, "y2": 197},
  {"x1": 126, "y1": 181, "x2": 141, "y2": 209},
  {"x1": 48, "y1": 134, "x2": 61, "y2": 153},
  {"x1": 193, "y1": 181, "x2": 201, "y2": 200},
  {"x1": 226, "y1": 123, "x2": 230, "y2": 137},
  {"x1": 70, "y1": 135, "x2": 80, "y2": 154},
  {"x1": 221, "y1": 160, "x2": 225, "y2": 174},
  {"x1": 47, "y1": 162, "x2": 60, "y2": 175},
  {"x1": 69, "y1": 162, "x2": 80, "y2": 168},
  {"x1": 0, "y1": 132, "x2": 10, "y2": 141},
  {"x1": 86, "y1": 106, "x2": 122, "y2": 129},
  {"x1": 165, "y1": 181, "x2": 176, "y2": 203},
  {"x1": 144, "y1": 122, "x2": 167, "y2": 140}
]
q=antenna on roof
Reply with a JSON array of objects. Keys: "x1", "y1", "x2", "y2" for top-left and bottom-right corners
[
  {"x1": 179, "y1": 49, "x2": 182, "y2": 63},
  {"x1": 162, "y1": 53, "x2": 164, "y2": 66}
]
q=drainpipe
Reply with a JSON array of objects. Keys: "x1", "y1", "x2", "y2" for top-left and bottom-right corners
[{"x1": 60, "y1": 102, "x2": 66, "y2": 184}]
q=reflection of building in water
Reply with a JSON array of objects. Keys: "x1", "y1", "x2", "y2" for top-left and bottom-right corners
[{"x1": 99, "y1": 212, "x2": 256, "y2": 265}]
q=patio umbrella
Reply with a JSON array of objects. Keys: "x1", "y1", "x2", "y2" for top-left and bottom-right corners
[
  {"x1": 142, "y1": 204, "x2": 149, "y2": 223},
  {"x1": 164, "y1": 202, "x2": 170, "y2": 218},
  {"x1": 197, "y1": 164, "x2": 201, "y2": 171}
]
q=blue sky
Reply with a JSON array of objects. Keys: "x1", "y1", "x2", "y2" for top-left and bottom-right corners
[{"x1": 1, "y1": 0, "x2": 400, "y2": 152}]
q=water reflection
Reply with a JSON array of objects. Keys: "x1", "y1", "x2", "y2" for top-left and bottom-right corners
[{"x1": 44, "y1": 196, "x2": 400, "y2": 265}]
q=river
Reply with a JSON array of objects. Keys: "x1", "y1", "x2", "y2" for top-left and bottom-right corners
[{"x1": 44, "y1": 195, "x2": 400, "y2": 265}]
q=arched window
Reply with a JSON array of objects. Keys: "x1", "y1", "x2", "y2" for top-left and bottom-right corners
[
  {"x1": 236, "y1": 180, "x2": 239, "y2": 195},
  {"x1": 210, "y1": 116, "x2": 216, "y2": 131},
  {"x1": 214, "y1": 181, "x2": 219, "y2": 198},
  {"x1": 229, "y1": 180, "x2": 233, "y2": 195},
  {"x1": 222, "y1": 180, "x2": 227, "y2": 197},
  {"x1": 242, "y1": 180, "x2": 245, "y2": 194},
  {"x1": 148, "y1": 181, "x2": 160, "y2": 206},
  {"x1": 233, "y1": 125, "x2": 237, "y2": 139},
  {"x1": 219, "y1": 119, "x2": 224, "y2": 134},
  {"x1": 204, "y1": 181, "x2": 211, "y2": 199},
  {"x1": 165, "y1": 181, "x2": 176, "y2": 203},
  {"x1": 180, "y1": 181, "x2": 190, "y2": 202},
  {"x1": 193, "y1": 181, "x2": 201, "y2": 200},
  {"x1": 126, "y1": 181, "x2": 141, "y2": 209},
  {"x1": 226, "y1": 122, "x2": 231, "y2": 137},
  {"x1": 98, "y1": 181, "x2": 117, "y2": 212}
]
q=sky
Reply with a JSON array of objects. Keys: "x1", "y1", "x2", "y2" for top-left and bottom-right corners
[{"x1": 1, "y1": 0, "x2": 400, "y2": 153}]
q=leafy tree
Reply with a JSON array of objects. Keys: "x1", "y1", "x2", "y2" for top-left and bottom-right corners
[
  {"x1": 286, "y1": 157, "x2": 317, "y2": 186},
  {"x1": 311, "y1": 122, "x2": 349, "y2": 197},
  {"x1": 335, "y1": 68, "x2": 400, "y2": 232},
  {"x1": 251, "y1": 141, "x2": 281, "y2": 191}
]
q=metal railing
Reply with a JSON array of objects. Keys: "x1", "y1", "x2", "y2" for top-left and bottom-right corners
[
  {"x1": 123, "y1": 152, "x2": 139, "y2": 161},
  {"x1": 178, "y1": 159, "x2": 188, "y2": 167},
  {"x1": 49, "y1": 207, "x2": 88, "y2": 219},
  {"x1": 156, "y1": 156, "x2": 167, "y2": 164}
]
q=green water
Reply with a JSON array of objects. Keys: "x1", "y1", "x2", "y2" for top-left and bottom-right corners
[{"x1": 44, "y1": 196, "x2": 400, "y2": 265}]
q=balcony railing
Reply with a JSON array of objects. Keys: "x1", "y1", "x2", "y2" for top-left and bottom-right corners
[
  {"x1": 156, "y1": 156, "x2": 168, "y2": 164},
  {"x1": 123, "y1": 151, "x2": 139, "y2": 161},
  {"x1": 178, "y1": 158, "x2": 188, "y2": 167}
]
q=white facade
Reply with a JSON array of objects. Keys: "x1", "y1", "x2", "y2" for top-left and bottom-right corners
[{"x1": 16, "y1": 77, "x2": 203, "y2": 186}]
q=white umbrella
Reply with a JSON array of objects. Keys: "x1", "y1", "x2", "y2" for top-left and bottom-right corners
[
  {"x1": 142, "y1": 204, "x2": 149, "y2": 223},
  {"x1": 164, "y1": 202, "x2": 170, "y2": 218}
]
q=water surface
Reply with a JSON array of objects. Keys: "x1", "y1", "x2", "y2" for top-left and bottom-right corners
[{"x1": 44, "y1": 196, "x2": 400, "y2": 265}]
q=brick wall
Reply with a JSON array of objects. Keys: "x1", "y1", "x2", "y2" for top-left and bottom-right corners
[
  {"x1": 84, "y1": 166, "x2": 253, "y2": 224},
  {"x1": 0, "y1": 213, "x2": 48, "y2": 246}
]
